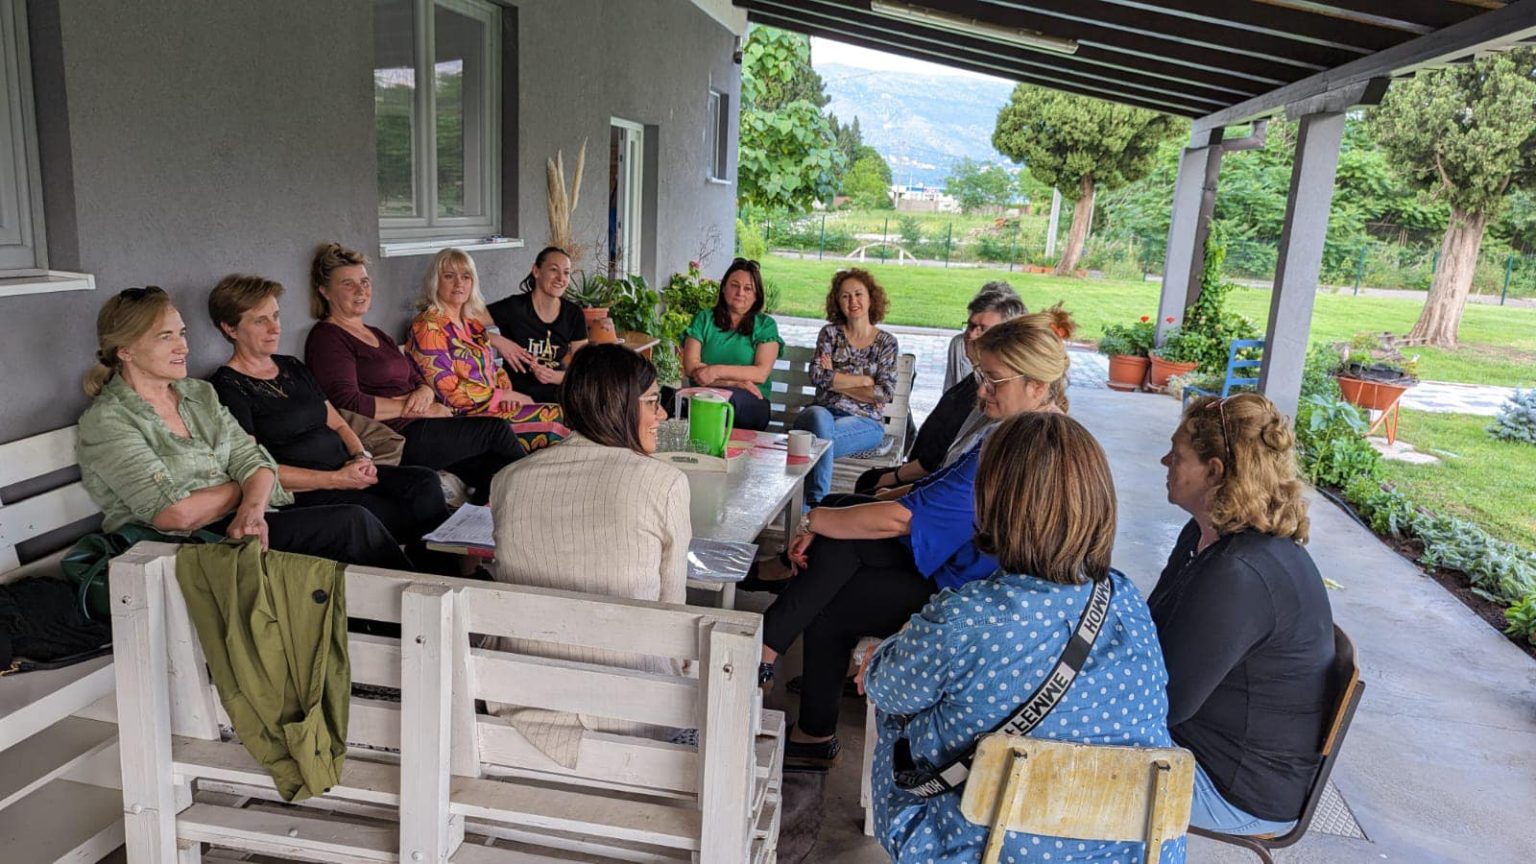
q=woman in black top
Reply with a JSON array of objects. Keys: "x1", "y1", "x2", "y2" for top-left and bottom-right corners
[
  {"x1": 206, "y1": 275, "x2": 449, "y2": 554},
  {"x1": 487, "y1": 246, "x2": 589, "y2": 404},
  {"x1": 1151, "y1": 393, "x2": 1335, "y2": 836},
  {"x1": 855, "y1": 287, "x2": 1027, "y2": 493}
]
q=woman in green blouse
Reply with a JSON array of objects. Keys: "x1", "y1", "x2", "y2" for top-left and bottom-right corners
[
  {"x1": 76, "y1": 286, "x2": 409, "y2": 569},
  {"x1": 680, "y1": 258, "x2": 784, "y2": 431}
]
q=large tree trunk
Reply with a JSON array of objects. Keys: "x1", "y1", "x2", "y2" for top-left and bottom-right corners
[
  {"x1": 1054, "y1": 175, "x2": 1095, "y2": 276},
  {"x1": 1408, "y1": 207, "x2": 1489, "y2": 348}
]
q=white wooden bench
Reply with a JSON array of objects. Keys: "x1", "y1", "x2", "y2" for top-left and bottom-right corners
[
  {"x1": 110, "y1": 541, "x2": 785, "y2": 864},
  {"x1": 766, "y1": 346, "x2": 917, "y2": 494},
  {"x1": 0, "y1": 425, "x2": 124, "y2": 864}
]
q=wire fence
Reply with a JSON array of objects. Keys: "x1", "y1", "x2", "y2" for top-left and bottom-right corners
[{"x1": 749, "y1": 214, "x2": 1536, "y2": 303}]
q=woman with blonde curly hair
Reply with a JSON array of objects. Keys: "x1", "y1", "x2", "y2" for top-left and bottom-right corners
[{"x1": 1151, "y1": 392, "x2": 1335, "y2": 837}]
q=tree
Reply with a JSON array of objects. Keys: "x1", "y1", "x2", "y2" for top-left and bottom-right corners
[
  {"x1": 944, "y1": 158, "x2": 1014, "y2": 213},
  {"x1": 1374, "y1": 50, "x2": 1536, "y2": 346},
  {"x1": 993, "y1": 85, "x2": 1180, "y2": 275},
  {"x1": 737, "y1": 27, "x2": 844, "y2": 214},
  {"x1": 843, "y1": 147, "x2": 893, "y2": 209}
]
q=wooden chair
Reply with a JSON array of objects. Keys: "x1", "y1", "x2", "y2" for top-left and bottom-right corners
[
  {"x1": 959, "y1": 736, "x2": 1196, "y2": 864},
  {"x1": 1189, "y1": 624, "x2": 1365, "y2": 863},
  {"x1": 110, "y1": 541, "x2": 785, "y2": 864},
  {"x1": 1183, "y1": 337, "x2": 1265, "y2": 407},
  {"x1": 0, "y1": 425, "x2": 122, "y2": 864}
]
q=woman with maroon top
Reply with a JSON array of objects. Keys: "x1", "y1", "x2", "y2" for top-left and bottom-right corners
[{"x1": 303, "y1": 242, "x2": 522, "y2": 503}]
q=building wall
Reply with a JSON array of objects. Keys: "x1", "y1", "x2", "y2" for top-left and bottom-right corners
[{"x1": 2, "y1": 0, "x2": 739, "y2": 443}]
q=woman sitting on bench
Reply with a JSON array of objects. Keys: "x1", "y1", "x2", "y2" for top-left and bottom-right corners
[
  {"x1": 305, "y1": 242, "x2": 523, "y2": 505},
  {"x1": 407, "y1": 247, "x2": 569, "y2": 452},
  {"x1": 205, "y1": 274, "x2": 452, "y2": 571},
  {"x1": 485, "y1": 344, "x2": 692, "y2": 766},
  {"x1": 862, "y1": 412, "x2": 1181, "y2": 863},
  {"x1": 1151, "y1": 393, "x2": 1335, "y2": 836},
  {"x1": 793, "y1": 267, "x2": 899, "y2": 506},
  {"x1": 756, "y1": 309, "x2": 1076, "y2": 767},
  {"x1": 680, "y1": 257, "x2": 784, "y2": 431},
  {"x1": 77, "y1": 287, "x2": 409, "y2": 569}
]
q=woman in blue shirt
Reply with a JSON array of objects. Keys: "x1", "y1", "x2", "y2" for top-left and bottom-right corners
[
  {"x1": 863, "y1": 411, "x2": 1183, "y2": 864},
  {"x1": 756, "y1": 309, "x2": 1077, "y2": 767}
]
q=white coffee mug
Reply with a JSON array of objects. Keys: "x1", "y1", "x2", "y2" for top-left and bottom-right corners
[{"x1": 787, "y1": 429, "x2": 814, "y2": 458}]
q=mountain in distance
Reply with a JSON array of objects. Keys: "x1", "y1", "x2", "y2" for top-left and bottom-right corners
[{"x1": 817, "y1": 62, "x2": 1017, "y2": 189}]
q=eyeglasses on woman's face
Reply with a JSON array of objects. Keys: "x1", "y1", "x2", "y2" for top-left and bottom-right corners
[{"x1": 973, "y1": 366, "x2": 1026, "y2": 392}]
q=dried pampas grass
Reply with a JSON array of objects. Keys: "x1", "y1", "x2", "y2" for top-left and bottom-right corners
[{"x1": 546, "y1": 138, "x2": 587, "y2": 264}]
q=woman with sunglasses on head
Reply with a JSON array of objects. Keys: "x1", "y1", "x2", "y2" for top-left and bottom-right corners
[
  {"x1": 487, "y1": 246, "x2": 587, "y2": 405},
  {"x1": 304, "y1": 242, "x2": 523, "y2": 504},
  {"x1": 794, "y1": 267, "x2": 900, "y2": 505},
  {"x1": 856, "y1": 285, "x2": 1028, "y2": 494},
  {"x1": 756, "y1": 309, "x2": 1076, "y2": 767},
  {"x1": 484, "y1": 344, "x2": 691, "y2": 766},
  {"x1": 680, "y1": 258, "x2": 784, "y2": 431},
  {"x1": 77, "y1": 287, "x2": 409, "y2": 569},
  {"x1": 1152, "y1": 393, "x2": 1335, "y2": 836}
]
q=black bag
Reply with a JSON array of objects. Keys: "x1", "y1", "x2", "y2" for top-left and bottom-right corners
[{"x1": 0, "y1": 576, "x2": 111, "y2": 675}]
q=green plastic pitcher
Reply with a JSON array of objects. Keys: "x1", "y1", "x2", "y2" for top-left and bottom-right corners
[{"x1": 687, "y1": 391, "x2": 735, "y2": 457}]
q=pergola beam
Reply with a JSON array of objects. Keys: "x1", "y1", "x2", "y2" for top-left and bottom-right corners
[
  {"x1": 1257, "y1": 0, "x2": 1488, "y2": 34},
  {"x1": 746, "y1": 1, "x2": 1242, "y2": 108},
  {"x1": 1194, "y1": 0, "x2": 1536, "y2": 131},
  {"x1": 1076, "y1": 0, "x2": 1406, "y2": 52},
  {"x1": 745, "y1": 9, "x2": 1208, "y2": 115}
]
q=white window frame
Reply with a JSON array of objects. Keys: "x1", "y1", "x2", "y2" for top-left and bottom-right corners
[
  {"x1": 706, "y1": 88, "x2": 730, "y2": 183},
  {"x1": 376, "y1": 0, "x2": 502, "y2": 245},
  {"x1": 0, "y1": 0, "x2": 92, "y2": 297}
]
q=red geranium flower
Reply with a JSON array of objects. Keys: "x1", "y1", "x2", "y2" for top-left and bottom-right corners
[
  {"x1": 1140, "y1": 316, "x2": 1150, "y2": 322},
  {"x1": 1166, "y1": 316, "x2": 1176, "y2": 323}
]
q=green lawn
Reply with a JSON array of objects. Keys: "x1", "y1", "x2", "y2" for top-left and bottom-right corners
[
  {"x1": 760, "y1": 256, "x2": 1536, "y2": 388},
  {"x1": 1380, "y1": 410, "x2": 1536, "y2": 551}
]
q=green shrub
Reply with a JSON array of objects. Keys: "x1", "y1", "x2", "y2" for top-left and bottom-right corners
[
  {"x1": 1488, "y1": 389, "x2": 1536, "y2": 445},
  {"x1": 1098, "y1": 317, "x2": 1156, "y2": 358},
  {"x1": 1180, "y1": 224, "x2": 1261, "y2": 374},
  {"x1": 898, "y1": 215, "x2": 924, "y2": 247},
  {"x1": 736, "y1": 218, "x2": 767, "y2": 260},
  {"x1": 1506, "y1": 595, "x2": 1536, "y2": 643},
  {"x1": 1295, "y1": 393, "x2": 1382, "y2": 489},
  {"x1": 1152, "y1": 324, "x2": 1211, "y2": 364},
  {"x1": 975, "y1": 229, "x2": 1014, "y2": 262}
]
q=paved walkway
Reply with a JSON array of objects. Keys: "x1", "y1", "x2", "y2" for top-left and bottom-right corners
[{"x1": 763, "y1": 316, "x2": 1536, "y2": 863}]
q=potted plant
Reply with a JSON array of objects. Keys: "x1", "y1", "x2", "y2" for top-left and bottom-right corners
[
  {"x1": 1148, "y1": 319, "x2": 1208, "y2": 388},
  {"x1": 1097, "y1": 316, "x2": 1156, "y2": 391},
  {"x1": 1336, "y1": 332, "x2": 1419, "y2": 411},
  {"x1": 565, "y1": 270, "x2": 617, "y2": 334}
]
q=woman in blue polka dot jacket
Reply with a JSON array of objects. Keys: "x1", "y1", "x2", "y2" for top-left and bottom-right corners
[{"x1": 862, "y1": 412, "x2": 1184, "y2": 864}]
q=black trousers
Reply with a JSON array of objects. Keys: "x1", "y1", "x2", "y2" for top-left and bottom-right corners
[
  {"x1": 292, "y1": 464, "x2": 447, "y2": 542},
  {"x1": 854, "y1": 465, "x2": 894, "y2": 495},
  {"x1": 725, "y1": 386, "x2": 772, "y2": 432},
  {"x1": 209, "y1": 504, "x2": 411, "y2": 571},
  {"x1": 761, "y1": 494, "x2": 936, "y2": 738},
  {"x1": 401, "y1": 417, "x2": 522, "y2": 504}
]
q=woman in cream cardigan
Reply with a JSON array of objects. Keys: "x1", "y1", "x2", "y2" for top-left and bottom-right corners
[{"x1": 486, "y1": 343, "x2": 690, "y2": 766}]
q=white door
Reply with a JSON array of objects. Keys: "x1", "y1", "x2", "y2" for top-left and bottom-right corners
[{"x1": 608, "y1": 118, "x2": 644, "y2": 277}]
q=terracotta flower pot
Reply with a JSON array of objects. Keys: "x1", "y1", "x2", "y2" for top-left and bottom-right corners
[
  {"x1": 1336, "y1": 375, "x2": 1410, "y2": 412},
  {"x1": 1148, "y1": 355, "x2": 1199, "y2": 388},
  {"x1": 588, "y1": 316, "x2": 618, "y2": 344},
  {"x1": 1106, "y1": 354, "x2": 1150, "y2": 391}
]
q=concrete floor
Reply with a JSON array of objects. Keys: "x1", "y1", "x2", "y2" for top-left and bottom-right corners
[{"x1": 753, "y1": 384, "x2": 1536, "y2": 864}]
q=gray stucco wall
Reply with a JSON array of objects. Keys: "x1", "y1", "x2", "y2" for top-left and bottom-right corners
[{"x1": 3, "y1": 0, "x2": 739, "y2": 444}]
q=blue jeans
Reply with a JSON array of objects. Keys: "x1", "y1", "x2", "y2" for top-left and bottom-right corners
[
  {"x1": 793, "y1": 405, "x2": 884, "y2": 503},
  {"x1": 1190, "y1": 763, "x2": 1298, "y2": 837}
]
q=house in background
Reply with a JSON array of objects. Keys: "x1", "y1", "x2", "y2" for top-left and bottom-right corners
[{"x1": 0, "y1": 0, "x2": 745, "y2": 445}]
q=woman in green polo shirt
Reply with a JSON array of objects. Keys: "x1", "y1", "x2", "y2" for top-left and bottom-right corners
[{"x1": 680, "y1": 257, "x2": 784, "y2": 430}]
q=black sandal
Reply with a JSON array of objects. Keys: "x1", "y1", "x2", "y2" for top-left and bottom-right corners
[
  {"x1": 737, "y1": 553, "x2": 795, "y2": 594},
  {"x1": 783, "y1": 724, "x2": 841, "y2": 770}
]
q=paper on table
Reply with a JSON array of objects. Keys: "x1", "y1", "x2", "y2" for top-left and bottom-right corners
[
  {"x1": 422, "y1": 503, "x2": 495, "y2": 551},
  {"x1": 423, "y1": 504, "x2": 757, "y2": 584}
]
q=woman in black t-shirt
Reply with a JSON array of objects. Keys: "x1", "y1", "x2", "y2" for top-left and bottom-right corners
[
  {"x1": 206, "y1": 275, "x2": 449, "y2": 552},
  {"x1": 1151, "y1": 393, "x2": 1335, "y2": 837},
  {"x1": 487, "y1": 246, "x2": 588, "y2": 404}
]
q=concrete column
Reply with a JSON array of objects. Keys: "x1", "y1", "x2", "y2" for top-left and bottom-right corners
[
  {"x1": 1156, "y1": 142, "x2": 1221, "y2": 341},
  {"x1": 1044, "y1": 188, "x2": 1062, "y2": 258},
  {"x1": 1261, "y1": 111, "x2": 1347, "y2": 420}
]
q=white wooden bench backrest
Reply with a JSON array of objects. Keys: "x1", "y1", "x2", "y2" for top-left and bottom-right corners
[
  {"x1": 113, "y1": 542, "x2": 766, "y2": 863},
  {"x1": 766, "y1": 347, "x2": 917, "y2": 440},
  {"x1": 0, "y1": 425, "x2": 98, "y2": 578}
]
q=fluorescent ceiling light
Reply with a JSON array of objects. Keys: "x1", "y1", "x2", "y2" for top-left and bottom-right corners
[{"x1": 868, "y1": 1, "x2": 1079, "y2": 55}]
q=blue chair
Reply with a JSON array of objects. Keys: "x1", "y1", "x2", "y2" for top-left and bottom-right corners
[{"x1": 1183, "y1": 338, "x2": 1265, "y2": 407}]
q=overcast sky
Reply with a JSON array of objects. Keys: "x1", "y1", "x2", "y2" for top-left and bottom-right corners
[{"x1": 810, "y1": 36, "x2": 1010, "y2": 84}]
